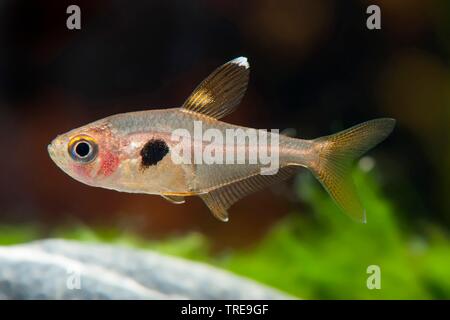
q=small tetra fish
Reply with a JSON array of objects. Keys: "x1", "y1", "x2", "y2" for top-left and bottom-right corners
[{"x1": 48, "y1": 57, "x2": 395, "y2": 222}]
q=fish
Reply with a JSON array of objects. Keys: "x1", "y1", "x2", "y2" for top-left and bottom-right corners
[{"x1": 48, "y1": 57, "x2": 395, "y2": 223}]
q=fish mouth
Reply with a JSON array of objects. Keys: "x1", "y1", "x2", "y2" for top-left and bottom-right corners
[
  {"x1": 47, "y1": 140, "x2": 64, "y2": 168},
  {"x1": 47, "y1": 143, "x2": 56, "y2": 160}
]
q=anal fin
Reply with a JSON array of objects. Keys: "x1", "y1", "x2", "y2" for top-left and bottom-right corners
[
  {"x1": 200, "y1": 166, "x2": 297, "y2": 222},
  {"x1": 200, "y1": 193, "x2": 230, "y2": 222}
]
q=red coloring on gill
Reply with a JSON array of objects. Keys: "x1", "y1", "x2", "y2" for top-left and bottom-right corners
[{"x1": 99, "y1": 151, "x2": 120, "y2": 177}]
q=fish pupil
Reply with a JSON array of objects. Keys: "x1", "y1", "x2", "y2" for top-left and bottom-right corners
[
  {"x1": 140, "y1": 139, "x2": 169, "y2": 168},
  {"x1": 75, "y1": 142, "x2": 91, "y2": 157}
]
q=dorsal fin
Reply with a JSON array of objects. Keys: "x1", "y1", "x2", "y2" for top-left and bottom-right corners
[
  {"x1": 200, "y1": 166, "x2": 298, "y2": 222},
  {"x1": 181, "y1": 57, "x2": 250, "y2": 119},
  {"x1": 281, "y1": 128, "x2": 297, "y2": 138}
]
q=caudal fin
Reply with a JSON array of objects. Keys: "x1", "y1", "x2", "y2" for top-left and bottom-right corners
[{"x1": 308, "y1": 118, "x2": 395, "y2": 223}]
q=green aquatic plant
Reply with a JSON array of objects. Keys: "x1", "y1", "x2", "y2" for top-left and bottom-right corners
[
  {"x1": 217, "y1": 168, "x2": 450, "y2": 299},
  {"x1": 0, "y1": 166, "x2": 448, "y2": 299}
]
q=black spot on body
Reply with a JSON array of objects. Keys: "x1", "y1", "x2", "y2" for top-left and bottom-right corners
[{"x1": 140, "y1": 139, "x2": 169, "y2": 168}]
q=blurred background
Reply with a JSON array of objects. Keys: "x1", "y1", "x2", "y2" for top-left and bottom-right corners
[{"x1": 0, "y1": 0, "x2": 449, "y2": 299}]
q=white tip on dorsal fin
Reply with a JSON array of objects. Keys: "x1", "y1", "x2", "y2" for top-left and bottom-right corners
[
  {"x1": 181, "y1": 57, "x2": 250, "y2": 120},
  {"x1": 231, "y1": 56, "x2": 249, "y2": 69}
]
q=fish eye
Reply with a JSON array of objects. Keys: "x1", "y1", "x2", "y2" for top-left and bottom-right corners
[{"x1": 68, "y1": 136, "x2": 98, "y2": 163}]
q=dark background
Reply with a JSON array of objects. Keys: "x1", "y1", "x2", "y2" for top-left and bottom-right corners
[{"x1": 0, "y1": 0, "x2": 448, "y2": 249}]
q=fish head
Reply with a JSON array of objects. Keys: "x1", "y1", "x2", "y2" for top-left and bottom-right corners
[{"x1": 48, "y1": 120, "x2": 121, "y2": 187}]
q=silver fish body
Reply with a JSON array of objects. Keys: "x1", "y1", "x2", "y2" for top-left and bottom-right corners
[
  {"x1": 48, "y1": 57, "x2": 395, "y2": 222},
  {"x1": 91, "y1": 108, "x2": 313, "y2": 195}
]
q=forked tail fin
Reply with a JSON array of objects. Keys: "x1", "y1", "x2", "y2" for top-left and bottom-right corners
[{"x1": 308, "y1": 118, "x2": 395, "y2": 223}]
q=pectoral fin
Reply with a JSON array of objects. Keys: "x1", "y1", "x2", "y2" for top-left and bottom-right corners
[
  {"x1": 161, "y1": 195, "x2": 185, "y2": 204},
  {"x1": 181, "y1": 57, "x2": 249, "y2": 119}
]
